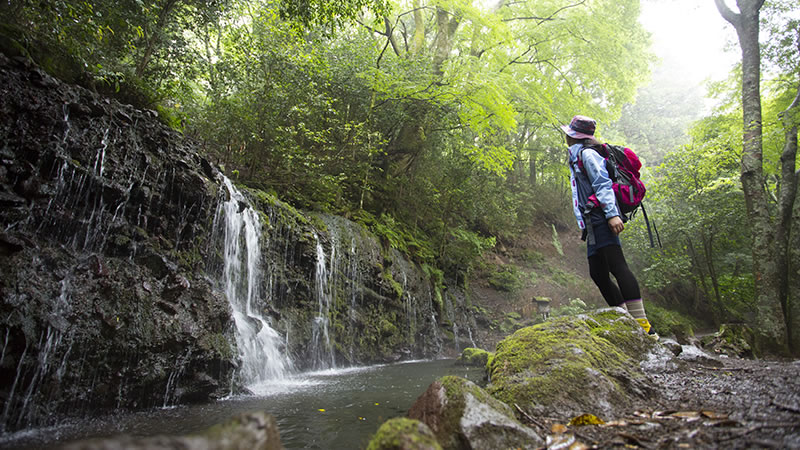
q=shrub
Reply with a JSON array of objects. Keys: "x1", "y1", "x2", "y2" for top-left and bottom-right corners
[{"x1": 488, "y1": 265, "x2": 525, "y2": 292}]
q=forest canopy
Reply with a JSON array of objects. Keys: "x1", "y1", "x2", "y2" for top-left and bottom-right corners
[{"x1": 1, "y1": 0, "x2": 798, "y2": 352}]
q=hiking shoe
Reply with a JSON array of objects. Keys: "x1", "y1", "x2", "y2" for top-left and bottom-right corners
[{"x1": 648, "y1": 328, "x2": 660, "y2": 341}]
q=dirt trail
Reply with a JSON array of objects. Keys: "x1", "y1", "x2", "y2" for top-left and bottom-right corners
[{"x1": 524, "y1": 353, "x2": 800, "y2": 449}]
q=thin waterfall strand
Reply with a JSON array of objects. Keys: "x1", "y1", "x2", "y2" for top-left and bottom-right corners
[{"x1": 219, "y1": 177, "x2": 292, "y2": 384}]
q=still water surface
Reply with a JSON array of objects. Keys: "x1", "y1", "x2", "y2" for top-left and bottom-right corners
[{"x1": 1, "y1": 359, "x2": 485, "y2": 449}]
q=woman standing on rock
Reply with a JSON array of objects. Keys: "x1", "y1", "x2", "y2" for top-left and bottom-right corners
[{"x1": 561, "y1": 115, "x2": 653, "y2": 334}]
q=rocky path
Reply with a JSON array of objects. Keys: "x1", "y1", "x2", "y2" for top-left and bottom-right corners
[{"x1": 525, "y1": 353, "x2": 800, "y2": 449}]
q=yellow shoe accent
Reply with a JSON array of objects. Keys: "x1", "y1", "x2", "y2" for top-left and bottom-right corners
[{"x1": 636, "y1": 318, "x2": 651, "y2": 334}]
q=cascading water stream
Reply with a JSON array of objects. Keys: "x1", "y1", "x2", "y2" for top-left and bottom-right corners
[
  {"x1": 310, "y1": 233, "x2": 336, "y2": 370},
  {"x1": 217, "y1": 177, "x2": 292, "y2": 385}
]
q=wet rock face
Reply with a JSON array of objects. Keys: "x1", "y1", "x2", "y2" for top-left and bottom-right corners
[
  {"x1": 0, "y1": 53, "x2": 236, "y2": 432},
  {"x1": 487, "y1": 308, "x2": 663, "y2": 419},
  {"x1": 407, "y1": 376, "x2": 543, "y2": 450},
  {"x1": 0, "y1": 52, "x2": 474, "y2": 432}
]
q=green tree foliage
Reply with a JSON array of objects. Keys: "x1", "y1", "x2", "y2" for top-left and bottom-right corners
[
  {"x1": 1, "y1": 0, "x2": 652, "y2": 282},
  {"x1": 627, "y1": 114, "x2": 754, "y2": 325},
  {"x1": 622, "y1": 0, "x2": 799, "y2": 350}
]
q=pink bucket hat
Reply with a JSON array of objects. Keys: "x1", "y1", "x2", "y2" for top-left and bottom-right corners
[{"x1": 561, "y1": 115, "x2": 596, "y2": 139}]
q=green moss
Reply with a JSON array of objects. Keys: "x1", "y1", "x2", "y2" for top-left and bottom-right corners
[
  {"x1": 198, "y1": 333, "x2": 233, "y2": 359},
  {"x1": 458, "y1": 347, "x2": 492, "y2": 367},
  {"x1": 487, "y1": 310, "x2": 654, "y2": 410},
  {"x1": 380, "y1": 318, "x2": 398, "y2": 337},
  {"x1": 433, "y1": 287, "x2": 444, "y2": 315},
  {"x1": 366, "y1": 418, "x2": 442, "y2": 450},
  {"x1": 383, "y1": 269, "x2": 404, "y2": 299},
  {"x1": 646, "y1": 304, "x2": 697, "y2": 340}
]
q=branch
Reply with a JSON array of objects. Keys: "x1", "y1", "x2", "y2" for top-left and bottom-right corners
[
  {"x1": 502, "y1": 0, "x2": 585, "y2": 25},
  {"x1": 384, "y1": 16, "x2": 401, "y2": 56},
  {"x1": 546, "y1": 60, "x2": 573, "y2": 95},
  {"x1": 502, "y1": 15, "x2": 555, "y2": 23},
  {"x1": 356, "y1": 19, "x2": 387, "y2": 36},
  {"x1": 713, "y1": 0, "x2": 740, "y2": 27}
]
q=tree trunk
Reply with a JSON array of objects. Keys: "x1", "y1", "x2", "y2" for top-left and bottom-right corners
[
  {"x1": 432, "y1": 7, "x2": 459, "y2": 74},
  {"x1": 687, "y1": 235, "x2": 718, "y2": 324},
  {"x1": 136, "y1": 0, "x2": 180, "y2": 78},
  {"x1": 702, "y1": 229, "x2": 724, "y2": 322},
  {"x1": 790, "y1": 188, "x2": 800, "y2": 352},
  {"x1": 411, "y1": 0, "x2": 426, "y2": 54},
  {"x1": 777, "y1": 84, "x2": 800, "y2": 353},
  {"x1": 715, "y1": 0, "x2": 787, "y2": 352}
]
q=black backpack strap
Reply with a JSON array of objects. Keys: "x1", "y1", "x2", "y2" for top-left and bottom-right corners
[
  {"x1": 640, "y1": 202, "x2": 655, "y2": 248},
  {"x1": 579, "y1": 200, "x2": 597, "y2": 245},
  {"x1": 652, "y1": 210, "x2": 663, "y2": 248}
]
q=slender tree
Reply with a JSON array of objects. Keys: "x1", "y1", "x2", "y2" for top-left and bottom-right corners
[{"x1": 714, "y1": 0, "x2": 798, "y2": 352}]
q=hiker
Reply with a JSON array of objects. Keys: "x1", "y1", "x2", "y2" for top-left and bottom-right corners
[{"x1": 561, "y1": 115, "x2": 653, "y2": 334}]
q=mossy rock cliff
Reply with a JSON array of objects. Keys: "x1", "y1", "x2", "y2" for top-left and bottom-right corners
[{"x1": 487, "y1": 308, "x2": 664, "y2": 419}]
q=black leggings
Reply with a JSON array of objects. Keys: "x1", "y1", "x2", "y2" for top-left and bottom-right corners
[{"x1": 588, "y1": 244, "x2": 641, "y2": 307}]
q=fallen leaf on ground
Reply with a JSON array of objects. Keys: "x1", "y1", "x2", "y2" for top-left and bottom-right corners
[
  {"x1": 569, "y1": 413, "x2": 605, "y2": 426},
  {"x1": 602, "y1": 420, "x2": 629, "y2": 427},
  {"x1": 546, "y1": 433, "x2": 576, "y2": 449},
  {"x1": 701, "y1": 410, "x2": 729, "y2": 420},
  {"x1": 672, "y1": 411, "x2": 702, "y2": 418}
]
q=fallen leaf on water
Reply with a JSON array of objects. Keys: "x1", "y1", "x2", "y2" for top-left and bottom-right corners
[
  {"x1": 374, "y1": 402, "x2": 380, "y2": 406},
  {"x1": 701, "y1": 411, "x2": 728, "y2": 420},
  {"x1": 551, "y1": 423, "x2": 568, "y2": 433},
  {"x1": 317, "y1": 409, "x2": 326, "y2": 412},
  {"x1": 569, "y1": 413, "x2": 605, "y2": 426}
]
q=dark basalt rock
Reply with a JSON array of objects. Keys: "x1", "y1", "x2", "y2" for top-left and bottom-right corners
[{"x1": 0, "y1": 52, "x2": 478, "y2": 433}]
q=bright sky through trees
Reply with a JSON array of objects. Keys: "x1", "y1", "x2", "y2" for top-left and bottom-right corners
[{"x1": 639, "y1": 0, "x2": 738, "y2": 85}]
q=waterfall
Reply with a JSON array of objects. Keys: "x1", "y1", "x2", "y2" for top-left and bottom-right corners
[
  {"x1": 217, "y1": 177, "x2": 292, "y2": 384},
  {"x1": 310, "y1": 233, "x2": 336, "y2": 370}
]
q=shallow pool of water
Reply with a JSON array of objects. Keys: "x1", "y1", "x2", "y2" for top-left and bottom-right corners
[{"x1": 1, "y1": 359, "x2": 486, "y2": 449}]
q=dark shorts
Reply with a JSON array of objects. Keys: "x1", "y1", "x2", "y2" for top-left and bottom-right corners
[{"x1": 587, "y1": 221, "x2": 621, "y2": 258}]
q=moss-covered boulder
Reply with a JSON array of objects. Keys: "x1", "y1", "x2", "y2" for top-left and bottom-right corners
[
  {"x1": 60, "y1": 411, "x2": 283, "y2": 449},
  {"x1": 457, "y1": 347, "x2": 492, "y2": 367},
  {"x1": 366, "y1": 418, "x2": 442, "y2": 450},
  {"x1": 408, "y1": 376, "x2": 543, "y2": 450},
  {"x1": 487, "y1": 308, "x2": 662, "y2": 419}
]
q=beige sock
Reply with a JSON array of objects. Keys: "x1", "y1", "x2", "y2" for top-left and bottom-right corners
[{"x1": 624, "y1": 299, "x2": 651, "y2": 333}]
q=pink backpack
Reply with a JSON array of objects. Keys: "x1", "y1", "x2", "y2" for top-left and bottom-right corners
[
  {"x1": 578, "y1": 144, "x2": 659, "y2": 247},
  {"x1": 578, "y1": 144, "x2": 646, "y2": 215}
]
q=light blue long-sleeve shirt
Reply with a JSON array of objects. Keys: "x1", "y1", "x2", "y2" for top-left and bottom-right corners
[{"x1": 568, "y1": 143, "x2": 620, "y2": 229}]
